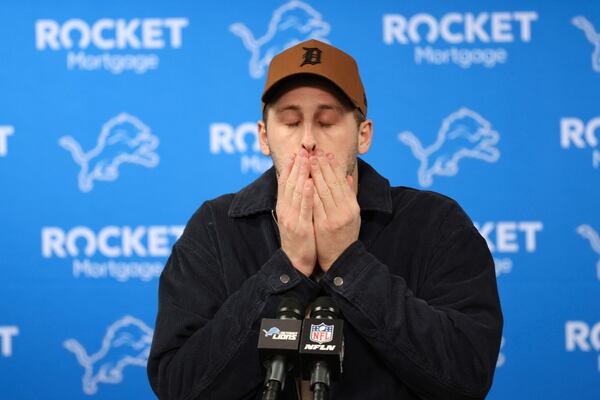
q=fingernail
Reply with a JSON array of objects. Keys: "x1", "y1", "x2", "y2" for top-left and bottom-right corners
[
  {"x1": 317, "y1": 150, "x2": 324, "y2": 156},
  {"x1": 327, "y1": 153, "x2": 334, "y2": 160},
  {"x1": 310, "y1": 156, "x2": 318, "y2": 165}
]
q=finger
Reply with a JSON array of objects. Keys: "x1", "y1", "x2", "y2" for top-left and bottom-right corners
[
  {"x1": 327, "y1": 153, "x2": 353, "y2": 197},
  {"x1": 277, "y1": 153, "x2": 296, "y2": 200},
  {"x1": 309, "y1": 155, "x2": 334, "y2": 213},
  {"x1": 291, "y1": 155, "x2": 309, "y2": 212},
  {"x1": 299, "y1": 178, "x2": 314, "y2": 223},
  {"x1": 283, "y1": 151, "x2": 304, "y2": 203},
  {"x1": 328, "y1": 154, "x2": 351, "y2": 194},
  {"x1": 312, "y1": 187, "x2": 327, "y2": 223},
  {"x1": 319, "y1": 152, "x2": 345, "y2": 204}
]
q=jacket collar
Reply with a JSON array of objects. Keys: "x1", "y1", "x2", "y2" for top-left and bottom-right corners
[{"x1": 228, "y1": 158, "x2": 392, "y2": 218}]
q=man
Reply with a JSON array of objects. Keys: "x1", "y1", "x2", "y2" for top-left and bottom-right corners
[{"x1": 148, "y1": 39, "x2": 503, "y2": 400}]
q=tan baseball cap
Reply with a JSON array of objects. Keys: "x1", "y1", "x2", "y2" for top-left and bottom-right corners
[{"x1": 261, "y1": 39, "x2": 367, "y2": 116}]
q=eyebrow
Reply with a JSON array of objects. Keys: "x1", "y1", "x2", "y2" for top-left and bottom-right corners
[{"x1": 274, "y1": 104, "x2": 302, "y2": 114}]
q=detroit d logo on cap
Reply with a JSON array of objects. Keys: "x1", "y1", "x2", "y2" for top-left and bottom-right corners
[{"x1": 301, "y1": 47, "x2": 322, "y2": 66}]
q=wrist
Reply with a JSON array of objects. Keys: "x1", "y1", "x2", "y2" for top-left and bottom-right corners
[
  {"x1": 282, "y1": 251, "x2": 314, "y2": 277},
  {"x1": 320, "y1": 242, "x2": 355, "y2": 271}
]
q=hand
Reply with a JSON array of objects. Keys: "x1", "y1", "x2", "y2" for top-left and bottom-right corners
[
  {"x1": 275, "y1": 150, "x2": 317, "y2": 277},
  {"x1": 310, "y1": 152, "x2": 361, "y2": 271}
]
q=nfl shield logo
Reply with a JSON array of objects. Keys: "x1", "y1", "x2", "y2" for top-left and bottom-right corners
[{"x1": 310, "y1": 323, "x2": 334, "y2": 344}]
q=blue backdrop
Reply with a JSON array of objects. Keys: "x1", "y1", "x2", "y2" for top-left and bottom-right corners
[{"x1": 1, "y1": 0, "x2": 599, "y2": 398}]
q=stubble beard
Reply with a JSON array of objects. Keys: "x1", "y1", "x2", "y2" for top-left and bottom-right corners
[
  {"x1": 271, "y1": 148, "x2": 357, "y2": 179},
  {"x1": 270, "y1": 128, "x2": 360, "y2": 179}
]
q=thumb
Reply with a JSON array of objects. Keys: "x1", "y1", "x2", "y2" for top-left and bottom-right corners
[{"x1": 346, "y1": 174, "x2": 354, "y2": 187}]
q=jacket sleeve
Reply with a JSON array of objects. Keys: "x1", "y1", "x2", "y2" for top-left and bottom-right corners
[
  {"x1": 319, "y1": 203, "x2": 503, "y2": 400},
  {"x1": 147, "y1": 202, "x2": 321, "y2": 400}
]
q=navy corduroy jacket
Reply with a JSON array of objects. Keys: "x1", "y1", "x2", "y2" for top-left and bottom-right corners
[{"x1": 148, "y1": 159, "x2": 503, "y2": 400}]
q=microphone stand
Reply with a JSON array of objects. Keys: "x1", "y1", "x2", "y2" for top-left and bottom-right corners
[
  {"x1": 310, "y1": 360, "x2": 330, "y2": 400},
  {"x1": 262, "y1": 354, "x2": 286, "y2": 400}
]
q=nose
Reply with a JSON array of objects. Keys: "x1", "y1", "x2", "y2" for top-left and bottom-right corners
[{"x1": 301, "y1": 124, "x2": 316, "y2": 154}]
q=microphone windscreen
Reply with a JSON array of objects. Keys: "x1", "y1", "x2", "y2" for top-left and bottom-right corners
[
  {"x1": 276, "y1": 297, "x2": 304, "y2": 320},
  {"x1": 310, "y1": 296, "x2": 338, "y2": 319}
]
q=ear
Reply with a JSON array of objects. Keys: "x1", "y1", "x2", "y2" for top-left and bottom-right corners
[
  {"x1": 357, "y1": 119, "x2": 373, "y2": 155},
  {"x1": 257, "y1": 120, "x2": 271, "y2": 156}
]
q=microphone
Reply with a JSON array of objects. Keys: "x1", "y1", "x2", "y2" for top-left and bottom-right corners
[
  {"x1": 257, "y1": 297, "x2": 304, "y2": 400},
  {"x1": 299, "y1": 297, "x2": 344, "y2": 400}
]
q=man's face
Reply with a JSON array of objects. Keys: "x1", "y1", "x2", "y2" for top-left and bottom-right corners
[{"x1": 258, "y1": 83, "x2": 372, "y2": 183}]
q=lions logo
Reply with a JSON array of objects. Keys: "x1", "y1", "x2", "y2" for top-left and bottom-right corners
[
  {"x1": 576, "y1": 224, "x2": 600, "y2": 280},
  {"x1": 64, "y1": 316, "x2": 153, "y2": 395},
  {"x1": 59, "y1": 113, "x2": 159, "y2": 192},
  {"x1": 263, "y1": 327, "x2": 281, "y2": 337},
  {"x1": 230, "y1": 0, "x2": 330, "y2": 78},
  {"x1": 572, "y1": 16, "x2": 600, "y2": 73},
  {"x1": 399, "y1": 107, "x2": 500, "y2": 187}
]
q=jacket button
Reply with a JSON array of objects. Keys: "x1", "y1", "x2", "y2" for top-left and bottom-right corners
[
  {"x1": 280, "y1": 274, "x2": 290, "y2": 284},
  {"x1": 333, "y1": 276, "x2": 344, "y2": 287}
]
